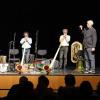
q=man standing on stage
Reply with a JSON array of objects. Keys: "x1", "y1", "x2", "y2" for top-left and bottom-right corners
[
  {"x1": 20, "y1": 32, "x2": 32, "y2": 64},
  {"x1": 79, "y1": 20, "x2": 97, "y2": 73},
  {"x1": 59, "y1": 29, "x2": 71, "y2": 69}
]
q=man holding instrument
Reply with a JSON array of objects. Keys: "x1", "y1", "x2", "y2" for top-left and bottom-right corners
[
  {"x1": 59, "y1": 29, "x2": 71, "y2": 69},
  {"x1": 20, "y1": 32, "x2": 32, "y2": 64}
]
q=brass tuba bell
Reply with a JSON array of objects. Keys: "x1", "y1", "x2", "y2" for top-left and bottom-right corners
[{"x1": 71, "y1": 41, "x2": 84, "y2": 71}]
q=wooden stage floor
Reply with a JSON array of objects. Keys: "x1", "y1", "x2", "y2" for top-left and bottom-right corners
[{"x1": 0, "y1": 68, "x2": 100, "y2": 97}]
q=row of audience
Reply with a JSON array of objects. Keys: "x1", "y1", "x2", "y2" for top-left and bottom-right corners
[{"x1": 0, "y1": 74, "x2": 100, "y2": 100}]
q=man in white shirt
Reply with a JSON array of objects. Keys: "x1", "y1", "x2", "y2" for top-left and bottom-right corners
[
  {"x1": 20, "y1": 32, "x2": 32, "y2": 64},
  {"x1": 59, "y1": 29, "x2": 70, "y2": 69}
]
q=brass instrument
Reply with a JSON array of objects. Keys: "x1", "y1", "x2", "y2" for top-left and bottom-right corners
[
  {"x1": 0, "y1": 56, "x2": 7, "y2": 63},
  {"x1": 71, "y1": 41, "x2": 84, "y2": 71}
]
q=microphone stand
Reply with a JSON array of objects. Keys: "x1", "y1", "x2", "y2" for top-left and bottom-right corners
[
  {"x1": 34, "y1": 30, "x2": 39, "y2": 71},
  {"x1": 8, "y1": 41, "x2": 13, "y2": 63},
  {"x1": 35, "y1": 30, "x2": 39, "y2": 60},
  {"x1": 13, "y1": 32, "x2": 16, "y2": 49},
  {"x1": 13, "y1": 32, "x2": 16, "y2": 60}
]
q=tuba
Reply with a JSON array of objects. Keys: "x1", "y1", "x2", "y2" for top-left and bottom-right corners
[{"x1": 71, "y1": 41, "x2": 84, "y2": 71}]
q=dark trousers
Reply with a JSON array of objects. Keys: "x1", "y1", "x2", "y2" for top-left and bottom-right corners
[
  {"x1": 84, "y1": 48, "x2": 95, "y2": 71},
  {"x1": 59, "y1": 46, "x2": 68, "y2": 68},
  {"x1": 22, "y1": 48, "x2": 30, "y2": 64}
]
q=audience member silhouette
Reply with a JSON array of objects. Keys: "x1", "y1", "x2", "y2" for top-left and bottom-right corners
[
  {"x1": 79, "y1": 81, "x2": 93, "y2": 98},
  {"x1": 58, "y1": 74, "x2": 79, "y2": 100},
  {"x1": 35, "y1": 75, "x2": 55, "y2": 100},
  {"x1": 7, "y1": 76, "x2": 35, "y2": 100},
  {"x1": 96, "y1": 81, "x2": 100, "y2": 95},
  {"x1": 1, "y1": 74, "x2": 100, "y2": 100},
  {"x1": 16, "y1": 81, "x2": 35, "y2": 100},
  {"x1": 7, "y1": 76, "x2": 28, "y2": 100}
]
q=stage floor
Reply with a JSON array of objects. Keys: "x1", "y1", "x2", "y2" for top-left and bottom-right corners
[{"x1": 0, "y1": 67, "x2": 100, "y2": 76}]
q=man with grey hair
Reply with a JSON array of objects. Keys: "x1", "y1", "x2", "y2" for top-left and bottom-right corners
[{"x1": 79, "y1": 20, "x2": 97, "y2": 73}]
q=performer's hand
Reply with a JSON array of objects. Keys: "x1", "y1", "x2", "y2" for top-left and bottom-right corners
[
  {"x1": 92, "y1": 48, "x2": 95, "y2": 51},
  {"x1": 63, "y1": 35, "x2": 66, "y2": 39},
  {"x1": 91, "y1": 48, "x2": 95, "y2": 55},
  {"x1": 25, "y1": 38, "x2": 28, "y2": 42},
  {"x1": 60, "y1": 36, "x2": 65, "y2": 42},
  {"x1": 79, "y1": 25, "x2": 83, "y2": 30}
]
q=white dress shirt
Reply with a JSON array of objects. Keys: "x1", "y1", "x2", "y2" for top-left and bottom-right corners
[
  {"x1": 60, "y1": 35, "x2": 70, "y2": 46},
  {"x1": 20, "y1": 37, "x2": 32, "y2": 49}
]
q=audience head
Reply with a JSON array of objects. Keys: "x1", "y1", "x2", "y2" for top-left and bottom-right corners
[
  {"x1": 79, "y1": 81, "x2": 93, "y2": 96},
  {"x1": 65, "y1": 74, "x2": 76, "y2": 87},
  {"x1": 96, "y1": 81, "x2": 100, "y2": 95},
  {"x1": 38, "y1": 75, "x2": 49, "y2": 88},
  {"x1": 19, "y1": 76, "x2": 28, "y2": 84}
]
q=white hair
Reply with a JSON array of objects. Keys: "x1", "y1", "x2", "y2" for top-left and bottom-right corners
[{"x1": 87, "y1": 20, "x2": 94, "y2": 26}]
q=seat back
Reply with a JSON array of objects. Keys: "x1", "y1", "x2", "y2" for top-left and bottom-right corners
[
  {"x1": 9, "y1": 49, "x2": 19, "y2": 55},
  {"x1": 37, "y1": 50, "x2": 47, "y2": 56}
]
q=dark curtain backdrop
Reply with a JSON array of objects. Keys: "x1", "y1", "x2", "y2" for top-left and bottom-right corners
[{"x1": 0, "y1": 1, "x2": 100, "y2": 67}]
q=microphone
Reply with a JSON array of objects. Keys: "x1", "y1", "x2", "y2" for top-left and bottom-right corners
[
  {"x1": 79, "y1": 25, "x2": 83, "y2": 30},
  {"x1": 9, "y1": 41, "x2": 14, "y2": 44}
]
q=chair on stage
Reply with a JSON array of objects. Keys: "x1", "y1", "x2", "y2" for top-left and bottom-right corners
[
  {"x1": 37, "y1": 49, "x2": 47, "y2": 59},
  {"x1": 8, "y1": 49, "x2": 20, "y2": 63}
]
